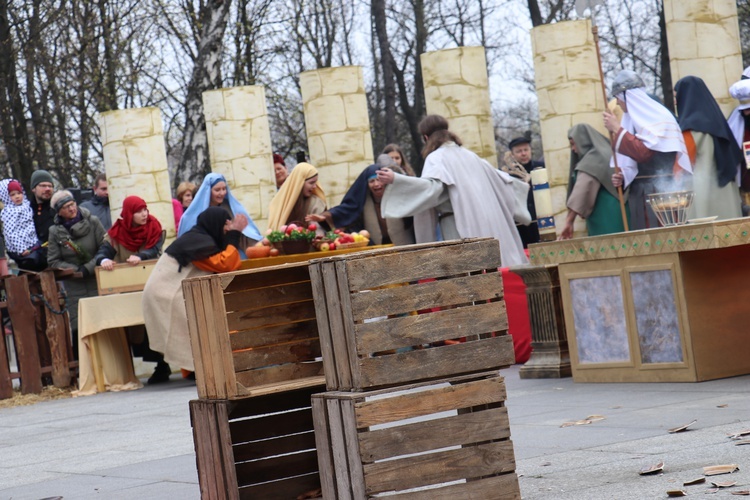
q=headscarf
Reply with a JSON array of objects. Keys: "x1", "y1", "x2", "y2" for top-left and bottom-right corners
[
  {"x1": 267, "y1": 162, "x2": 326, "y2": 230},
  {"x1": 611, "y1": 86, "x2": 691, "y2": 185},
  {"x1": 166, "y1": 207, "x2": 232, "y2": 270},
  {"x1": 568, "y1": 124, "x2": 624, "y2": 200},
  {"x1": 177, "y1": 173, "x2": 262, "y2": 241},
  {"x1": 108, "y1": 195, "x2": 163, "y2": 253},
  {"x1": 0, "y1": 178, "x2": 40, "y2": 254},
  {"x1": 675, "y1": 76, "x2": 744, "y2": 187},
  {"x1": 727, "y1": 78, "x2": 750, "y2": 159},
  {"x1": 328, "y1": 162, "x2": 407, "y2": 229}
]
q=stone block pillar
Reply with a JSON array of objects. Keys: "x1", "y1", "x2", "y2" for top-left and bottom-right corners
[
  {"x1": 203, "y1": 86, "x2": 275, "y2": 231},
  {"x1": 664, "y1": 0, "x2": 743, "y2": 116},
  {"x1": 531, "y1": 19, "x2": 606, "y2": 235},
  {"x1": 98, "y1": 107, "x2": 176, "y2": 240},
  {"x1": 300, "y1": 66, "x2": 374, "y2": 206},
  {"x1": 421, "y1": 46, "x2": 498, "y2": 166}
]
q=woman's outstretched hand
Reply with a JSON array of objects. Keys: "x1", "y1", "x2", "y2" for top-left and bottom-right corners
[
  {"x1": 376, "y1": 168, "x2": 395, "y2": 185},
  {"x1": 228, "y1": 214, "x2": 248, "y2": 232}
]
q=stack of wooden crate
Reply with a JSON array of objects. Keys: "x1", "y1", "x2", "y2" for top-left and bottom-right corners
[
  {"x1": 184, "y1": 238, "x2": 521, "y2": 499},
  {"x1": 308, "y1": 239, "x2": 521, "y2": 498},
  {"x1": 183, "y1": 261, "x2": 327, "y2": 499}
]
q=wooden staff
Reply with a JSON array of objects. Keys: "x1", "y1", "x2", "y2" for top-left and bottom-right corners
[{"x1": 586, "y1": 3, "x2": 629, "y2": 231}]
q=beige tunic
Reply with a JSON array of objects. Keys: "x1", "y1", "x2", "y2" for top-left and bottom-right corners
[{"x1": 686, "y1": 131, "x2": 742, "y2": 221}]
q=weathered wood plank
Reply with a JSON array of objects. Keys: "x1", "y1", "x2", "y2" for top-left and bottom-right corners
[
  {"x1": 233, "y1": 431, "x2": 316, "y2": 463},
  {"x1": 232, "y1": 338, "x2": 321, "y2": 372},
  {"x1": 6, "y1": 276, "x2": 42, "y2": 394},
  {"x1": 355, "y1": 301, "x2": 508, "y2": 353},
  {"x1": 38, "y1": 271, "x2": 71, "y2": 387},
  {"x1": 334, "y1": 260, "x2": 362, "y2": 389},
  {"x1": 311, "y1": 396, "x2": 338, "y2": 500},
  {"x1": 238, "y1": 471, "x2": 321, "y2": 500},
  {"x1": 226, "y1": 299, "x2": 316, "y2": 333},
  {"x1": 230, "y1": 407, "x2": 314, "y2": 443},
  {"x1": 0, "y1": 324, "x2": 13, "y2": 399},
  {"x1": 344, "y1": 239, "x2": 501, "y2": 290},
  {"x1": 229, "y1": 384, "x2": 320, "y2": 419},
  {"x1": 349, "y1": 272, "x2": 503, "y2": 320},
  {"x1": 234, "y1": 363, "x2": 324, "y2": 393},
  {"x1": 390, "y1": 473, "x2": 520, "y2": 500},
  {"x1": 190, "y1": 400, "x2": 238, "y2": 500},
  {"x1": 184, "y1": 281, "x2": 214, "y2": 398},
  {"x1": 221, "y1": 264, "x2": 310, "y2": 294},
  {"x1": 308, "y1": 262, "x2": 339, "y2": 389},
  {"x1": 359, "y1": 406, "x2": 510, "y2": 462},
  {"x1": 354, "y1": 376, "x2": 508, "y2": 428},
  {"x1": 229, "y1": 319, "x2": 318, "y2": 351},
  {"x1": 326, "y1": 397, "x2": 354, "y2": 500},
  {"x1": 363, "y1": 440, "x2": 516, "y2": 494},
  {"x1": 234, "y1": 449, "x2": 319, "y2": 487},
  {"x1": 223, "y1": 280, "x2": 312, "y2": 313},
  {"x1": 341, "y1": 398, "x2": 367, "y2": 499},
  {"x1": 321, "y1": 261, "x2": 353, "y2": 390},
  {"x1": 357, "y1": 335, "x2": 515, "y2": 390}
]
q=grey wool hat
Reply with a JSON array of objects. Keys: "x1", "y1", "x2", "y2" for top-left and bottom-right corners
[
  {"x1": 30, "y1": 169, "x2": 54, "y2": 189},
  {"x1": 610, "y1": 70, "x2": 645, "y2": 99}
]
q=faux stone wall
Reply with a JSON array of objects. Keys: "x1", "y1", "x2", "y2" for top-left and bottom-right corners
[
  {"x1": 532, "y1": 19, "x2": 607, "y2": 236},
  {"x1": 421, "y1": 47, "x2": 498, "y2": 166},
  {"x1": 98, "y1": 107, "x2": 176, "y2": 240},
  {"x1": 664, "y1": 0, "x2": 743, "y2": 117},
  {"x1": 300, "y1": 66, "x2": 374, "y2": 206},
  {"x1": 203, "y1": 86, "x2": 275, "y2": 231}
]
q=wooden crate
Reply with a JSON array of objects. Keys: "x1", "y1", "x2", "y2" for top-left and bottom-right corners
[
  {"x1": 312, "y1": 371, "x2": 521, "y2": 499},
  {"x1": 183, "y1": 261, "x2": 326, "y2": 400},
  {"x1": 190, "y1": 383, "x2": 325, "y2": 500},
  {"x1": 308, "y1": 238, "x2": 515, "y2": 391},
  {"x1": 95, "y1": 260, "x2": 156, "y2": 295}
]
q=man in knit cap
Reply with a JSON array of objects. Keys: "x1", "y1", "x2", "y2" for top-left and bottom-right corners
[{"x1": 28, "y1": 170, "x2": 55, "y2": 269}]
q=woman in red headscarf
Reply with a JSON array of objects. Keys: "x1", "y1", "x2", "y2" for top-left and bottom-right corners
[{"x1": 95, "y1": 195, "x2": 164, "y2": 269}]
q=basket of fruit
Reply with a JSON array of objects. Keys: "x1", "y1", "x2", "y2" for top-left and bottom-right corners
[
  {"x1": 311, "y1": 229, "x2": 371, "y2": 252},
  {"x1": 262, "y1": 222, "x2": 318, "y2": 255}
]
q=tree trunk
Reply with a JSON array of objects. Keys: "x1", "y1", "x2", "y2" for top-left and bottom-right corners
[
  {"x1": 178, "y1": 0, "x2": 232, "y2": 184},
  {"x1": 0, "y1": 0, "x2": 33, "y2": 183},
  {"x1": 371, "y1": 0, "x2": 396, "y2": 144},
  {"x1": 658, "y1": 4, "x2": 674, "y2": 114},
  {"x1": 527, "y1": 0, "x2": 543, "y2": 27}
]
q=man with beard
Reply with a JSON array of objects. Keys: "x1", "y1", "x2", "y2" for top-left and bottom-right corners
[{"x1": 80, "y1": 173, "x2": 112, "y2": 230}]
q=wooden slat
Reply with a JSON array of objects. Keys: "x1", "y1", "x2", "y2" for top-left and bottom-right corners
[
  {"x1": 357, "y1": 335, "x2": 515, "y2": 390},
  {"x1": 38, "y1": 271, "x2": 71, "y2": 387},
  {"x1": 229, "y1": 384, "x2": 321, "y2": 419},
  {"x1": 354, "y1": 376, "x2": 508, "y2": 428},
  {"x1": 230, "y1": 319, "x2": 318, "y2": 351},
  {"x1": 321, "y1": 261, "x2": 353, "y2": 390},
  {"x1": 363, "y1": 440, "x2": 516, "y2": 494},
  {"x1": 238, "y1": 472, "x2": 321, "y2": 500},
  {"x1": 223, "y1": 280, "x2": 312, "y2": 313},
  {"x1": 341, "y1": 398, "x2": 367, "y2": 499},
  {"x1": 233, "y1": 431, "x2": 316, "y2": 463},
  {"x1": 391, "y1": 473, "x2": 520, "y2": 500},
  {"x1": 308, "y1": 262, "x2": 339, "y2": 389},
  {"x1": 221, "y1": 264, "x2": 310, "y2": 293},
  {"x1": 355, "y1": 301, "x2": 508, "y2": 353},
  {"x1": 234, "y1": 449, "x2": 319, "y2": 486},
  {"x1": 184, "y1": 280, "x2": 212, "y2": 398},
  {"x1": 0, "y1": 323, "x2": 13, "y2": 399},
  {"x1": 234, "y1": 363, "x2": 324, "y2": 393},
  {"x1": 349, "y1": 272, "x2": 503, "y2": 320},
  {"x1": 326, "y1": 397, "x2": 354, "y2": 500},
  {"x1": 230, "y1": 408, "x2": 314, "y2": 443},
  {"x1": 232, "y1": 338, "x2": 321, "y2": 372},
  {"x1": 334, "y1": 260, "x2": 362, "y2": 389},
  {"x1": 6, "y1": 276, "x2": 42, "y2": 394},
  {"x1": 359, "y1": 406, "x2": 510, "y2": 462},
  {"x1": 311, "y1": 395, "x2": 338, "y2": 499},
  {"x1": 226, "y1": 299, "x2": 316, "y2": 333},
  {"x1": 344, "y1": 239, "x2": 501, "y2": 290},
  {"x1": 190, "y1": 400, "x2": 238, "y2": 500}
]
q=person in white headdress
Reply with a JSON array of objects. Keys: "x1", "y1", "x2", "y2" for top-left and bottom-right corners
[
  {"x1": 603, "y1": 70, "x2": 692, "y2": 229},
  {"x1": 727, "y1": 67, "x2": 750, "y2": 169}
]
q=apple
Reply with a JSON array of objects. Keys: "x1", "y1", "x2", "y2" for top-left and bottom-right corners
[
  {"x1": 269, "y1": 248, "x2": 280, "y2": 257},
  {"x1": 255, "y1": 241, "x2": 264, "y2": 247},
  {"x1": 334, "y1": 229, "x2": 342, "y2": 234},
  {"x1": 261, "y1": 237, "x2": 270, "y2": 246},
  {"x1": 359, "y1": 230, "x2": 370, "y2": 239},
  {"x1": 320, "y1": 242, "x2": 330, "y2": 251},
  {"x1": 308, "y1": 223, "x2": 317, "y2": 232},
  {"x1": 329, "y1": 243, "x2": 336, "y2": 250},
  {"x1": 280, "y1": 225, "x2": 288, "y2": 233}
]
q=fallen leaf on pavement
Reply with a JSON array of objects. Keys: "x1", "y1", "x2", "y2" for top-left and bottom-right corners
[
  {"x1": 717, "y1": 404, "x2": 729, "y2": 408},
  {"x1": 703, "y1": 464, "x2": 739, "y2": 476},
  {"x1": 684, "y1": 477, "x2": 706, "y2": 486},
  {"x1": 711, "y1": 480, "x2": 737, "y2": 488},
  {"x1": 730, "y1": 491, "x2": 750, "y2": 496},
  {"x1": 668, "y1": 419, "x2": 697, "y2": 433},
  {"x1": 735, "y1": 440, "x2": 750, "y2": 446},
  {"x1": 639, "y1": 461, "x2": 664, "y2": 475},
  {"x1": 666, "y1": 490, "x2": 686, "y2": 497},
  {"x1": 728, "y1": 430, "x2": 750, "y2": 440},
  {"x1": 560, "y1": 415, "x2": 606, "y2": 427}
]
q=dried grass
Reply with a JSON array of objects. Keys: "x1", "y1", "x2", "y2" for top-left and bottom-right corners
[{"x1": 0, "y1": 386, "x2": 74, "y2": 409}]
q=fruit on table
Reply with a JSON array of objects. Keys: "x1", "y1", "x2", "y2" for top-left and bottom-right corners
[{"x1": 246, "y1": 245, "x2": 271, "y2": 258}]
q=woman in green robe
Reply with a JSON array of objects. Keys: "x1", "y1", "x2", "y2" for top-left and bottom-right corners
[{"x1": 560, "y1": 124, "x2": 629, "y2": 239}]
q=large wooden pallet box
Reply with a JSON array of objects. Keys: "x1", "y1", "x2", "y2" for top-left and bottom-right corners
[
  {"x1": 190, "y1": 382, "x2": 325, "y2": 500},
  {"x1": 308, "y1": 238, "x2": 515, "y2": 391},
  {"x1": 311, "y1": 371, "x2": 521, "y2": 499},
  {"x1": 183, "y1": 262, "x2": 325, "y2": 400}
]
